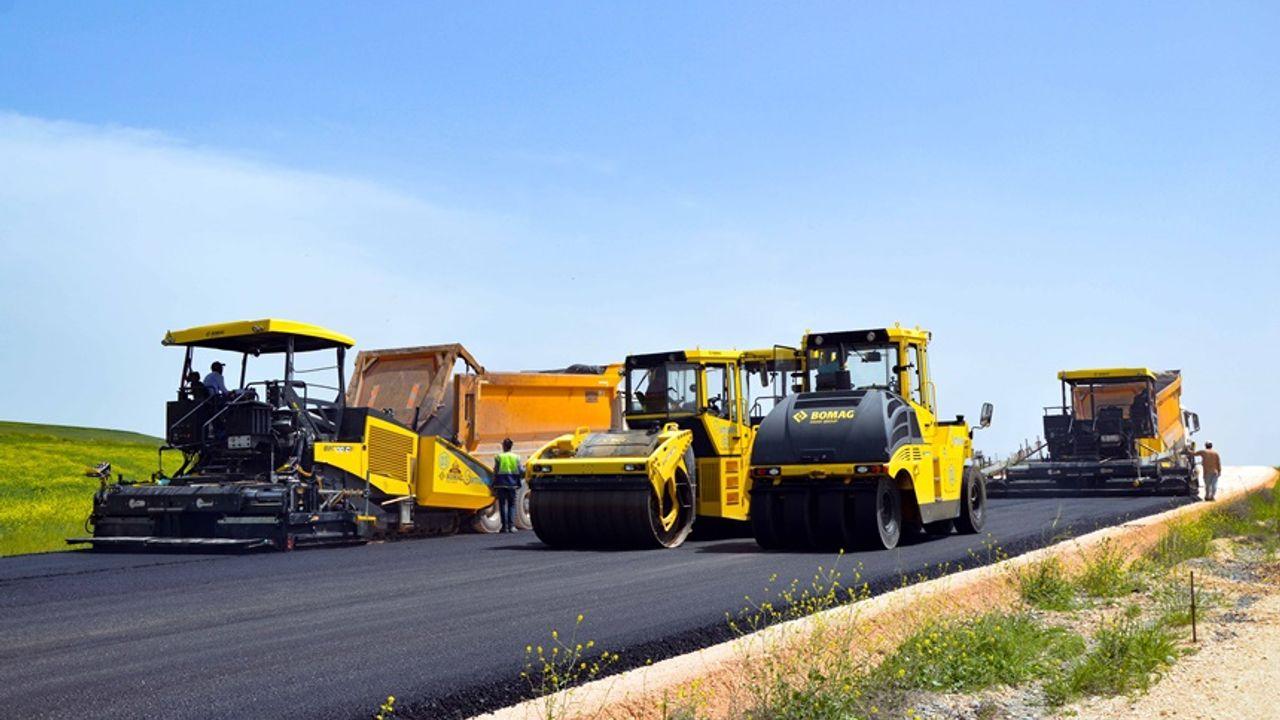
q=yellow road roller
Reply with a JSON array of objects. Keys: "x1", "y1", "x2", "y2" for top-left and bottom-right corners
[
  {"x1": 748, "y1": 326, "x2": 993, "y2": 551},
  {"x1": 526, "y1": 347, "x2": 801, "y2": 548}
]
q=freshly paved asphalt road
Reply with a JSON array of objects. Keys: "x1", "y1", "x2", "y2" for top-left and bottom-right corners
[{"x1": 0, "y1": 495, "x2": 1190, "y2": 720}]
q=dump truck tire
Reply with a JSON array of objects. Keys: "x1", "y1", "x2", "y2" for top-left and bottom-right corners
[
  {"x1": 955, "y1": 467, "x2": 987, "y2": 534},
  {"x1": 515, "y1": 485, "x2": 533, "y2": 530},
  {"x1": 854, "y1": 477, "x2": 902, "y2": 550},
  {"x1": 471, "y1": 502, "x2": 503, "y2": 534}
]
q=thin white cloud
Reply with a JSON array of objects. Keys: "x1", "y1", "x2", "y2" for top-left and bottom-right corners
[{"x1": 0, "y1": 113, "x2": 512, "y2": 434}]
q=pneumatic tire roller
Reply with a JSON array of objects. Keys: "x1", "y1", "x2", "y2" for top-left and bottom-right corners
[{"x1": 747, "y1": 327, "x2": 994, "y2": 552}]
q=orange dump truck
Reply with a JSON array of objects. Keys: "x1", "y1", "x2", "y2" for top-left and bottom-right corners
[{"x1": 347, "y1": 344, "x2": 623, "y2": 530}]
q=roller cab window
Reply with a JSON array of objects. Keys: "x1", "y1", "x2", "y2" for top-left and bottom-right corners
[
  {"x1": 627, "y1": 362, "x2": 699, "y2": 416},
  {"x1": 807, "y1": 344, "x2": 901, "y2": 393},
  {"x1": 703, "y1": 365, "x2": 728, "y2": 418}
]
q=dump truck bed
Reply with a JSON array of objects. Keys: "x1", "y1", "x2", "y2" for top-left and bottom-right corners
[{"x1": 346, "y1": 344, "x2": 623, "y2": 463}]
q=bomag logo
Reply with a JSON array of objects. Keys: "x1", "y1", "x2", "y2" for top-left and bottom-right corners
[{"x1": 796, "y1": 409, "x2": 856, "y2": 425}]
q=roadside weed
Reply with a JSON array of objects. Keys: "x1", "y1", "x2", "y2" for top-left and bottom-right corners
[
  {"x1": 1044, "y1": 617, "x2": 1178, "y2": 705},
  {"x1": 521, "y1": 613, "x2": 618, "y2": 719},
  {"x1": 1150, "y1": 573, "x2": 1221, "y2": 629},
  {"x1": 728, "y1": 554, "x2": 870, "y2": 636},
  {"x1": 1077, "y1": 540, "x2": 1141, "y2": 598},
  {"x1": 1146, "y1": 520, "x2": 1215, "y2": 568},
  {"x1": 1015, "y1": 557, "x2": 1076, "y2": 611},
  {"x1": 872, "y1": 612, "x2": 1084, "y2": 693},
  {"x1": 373, "y1": 695, "x2": 396, "y2": 720}
]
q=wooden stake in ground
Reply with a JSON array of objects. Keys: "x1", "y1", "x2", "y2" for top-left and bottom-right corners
[{"x1": 1190, "y1": 570, "x2": 1197, "y2": 643}]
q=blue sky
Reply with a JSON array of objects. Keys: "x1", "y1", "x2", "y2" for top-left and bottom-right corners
[{"x1": 1, "y1": 2, "x2": 1277, "y2": 463}]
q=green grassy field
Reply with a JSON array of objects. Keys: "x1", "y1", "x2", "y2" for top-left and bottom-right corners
[{"x1": 0, "y1": 421, "x2": 164, "y2": 556}]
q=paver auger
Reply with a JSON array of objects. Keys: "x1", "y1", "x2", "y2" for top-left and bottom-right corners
[
  {"x1": 526, "y1": 347, "x2": 802, "y2": 549},
  {"x1": 749, "y1": 327, "x2": 994, "y2": 551}
]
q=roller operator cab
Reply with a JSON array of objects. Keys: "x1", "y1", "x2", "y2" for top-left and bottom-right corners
[
  {"x1": 749, "y1": 327, "x2": 994, "y2": 551},
  {"x1": 70, "y1": 319, "x2": 495, "y2": 551},
  {"x1": 526, "y1": 347, "x2": 802, "y2": 549}
]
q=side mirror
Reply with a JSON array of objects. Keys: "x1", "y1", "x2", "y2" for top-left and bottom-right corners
[{"x1": 979, "y1": 402, "x2": 994, "y2": 429}]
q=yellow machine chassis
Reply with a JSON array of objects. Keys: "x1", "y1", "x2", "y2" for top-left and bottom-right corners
[{"x1": 314, "y1": 414, "x2": 495, "y2": 533}]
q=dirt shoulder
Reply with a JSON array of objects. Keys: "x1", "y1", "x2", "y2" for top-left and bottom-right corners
[{"x1": 1068, "y1": 545, "x2": 1280, "y2": 720}]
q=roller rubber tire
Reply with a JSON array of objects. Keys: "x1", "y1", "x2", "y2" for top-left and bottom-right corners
[
  {"x1": 854, "y1": 477, "x2": 902, "y2": 550},
  {"x1": 814, "y1": 488, "x2": 859, "y2": 550},
  {"x1": 750, "y1": 490, "x2": 785, "y2": 550},
  {"x1": 782, "y1": 488, "x2": 821, "y2": 550},
  {"x1": 955, "y1": 467, "x2": 987, "y2": 534}
]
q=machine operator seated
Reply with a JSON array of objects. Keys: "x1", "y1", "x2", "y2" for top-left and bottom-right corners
[{"x1": 186, "y1": 371, "x2": 210, "y2": 401}]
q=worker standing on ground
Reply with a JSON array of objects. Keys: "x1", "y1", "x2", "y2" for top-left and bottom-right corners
[
  {"x1": 492, "y1": 438, "x2": 524, "y2": 533},
  {"x1": 1188, "y1": 442, "x2": 1222, "y2": 501}
]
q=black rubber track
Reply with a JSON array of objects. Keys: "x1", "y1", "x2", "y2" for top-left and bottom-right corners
[{"x1": 0, "y1": 495, "x2": 1190, "y2": 720}]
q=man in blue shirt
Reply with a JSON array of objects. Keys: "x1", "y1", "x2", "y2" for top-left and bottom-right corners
[
  {"x1": 491, "y1": 438, "x2": 524, "y2": 533},
  {"x1": 203, "y1": 361, "x2": 229, "y2": 396}
]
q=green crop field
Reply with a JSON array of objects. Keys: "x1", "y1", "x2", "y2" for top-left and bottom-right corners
[{"x1": 0, "y1": 421, "x2": 165, "y2": 556}]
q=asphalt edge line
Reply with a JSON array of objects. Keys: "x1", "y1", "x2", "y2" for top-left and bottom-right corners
[{"x1": 473, "y1": 466, "x2": 1279, "y2": 720}]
